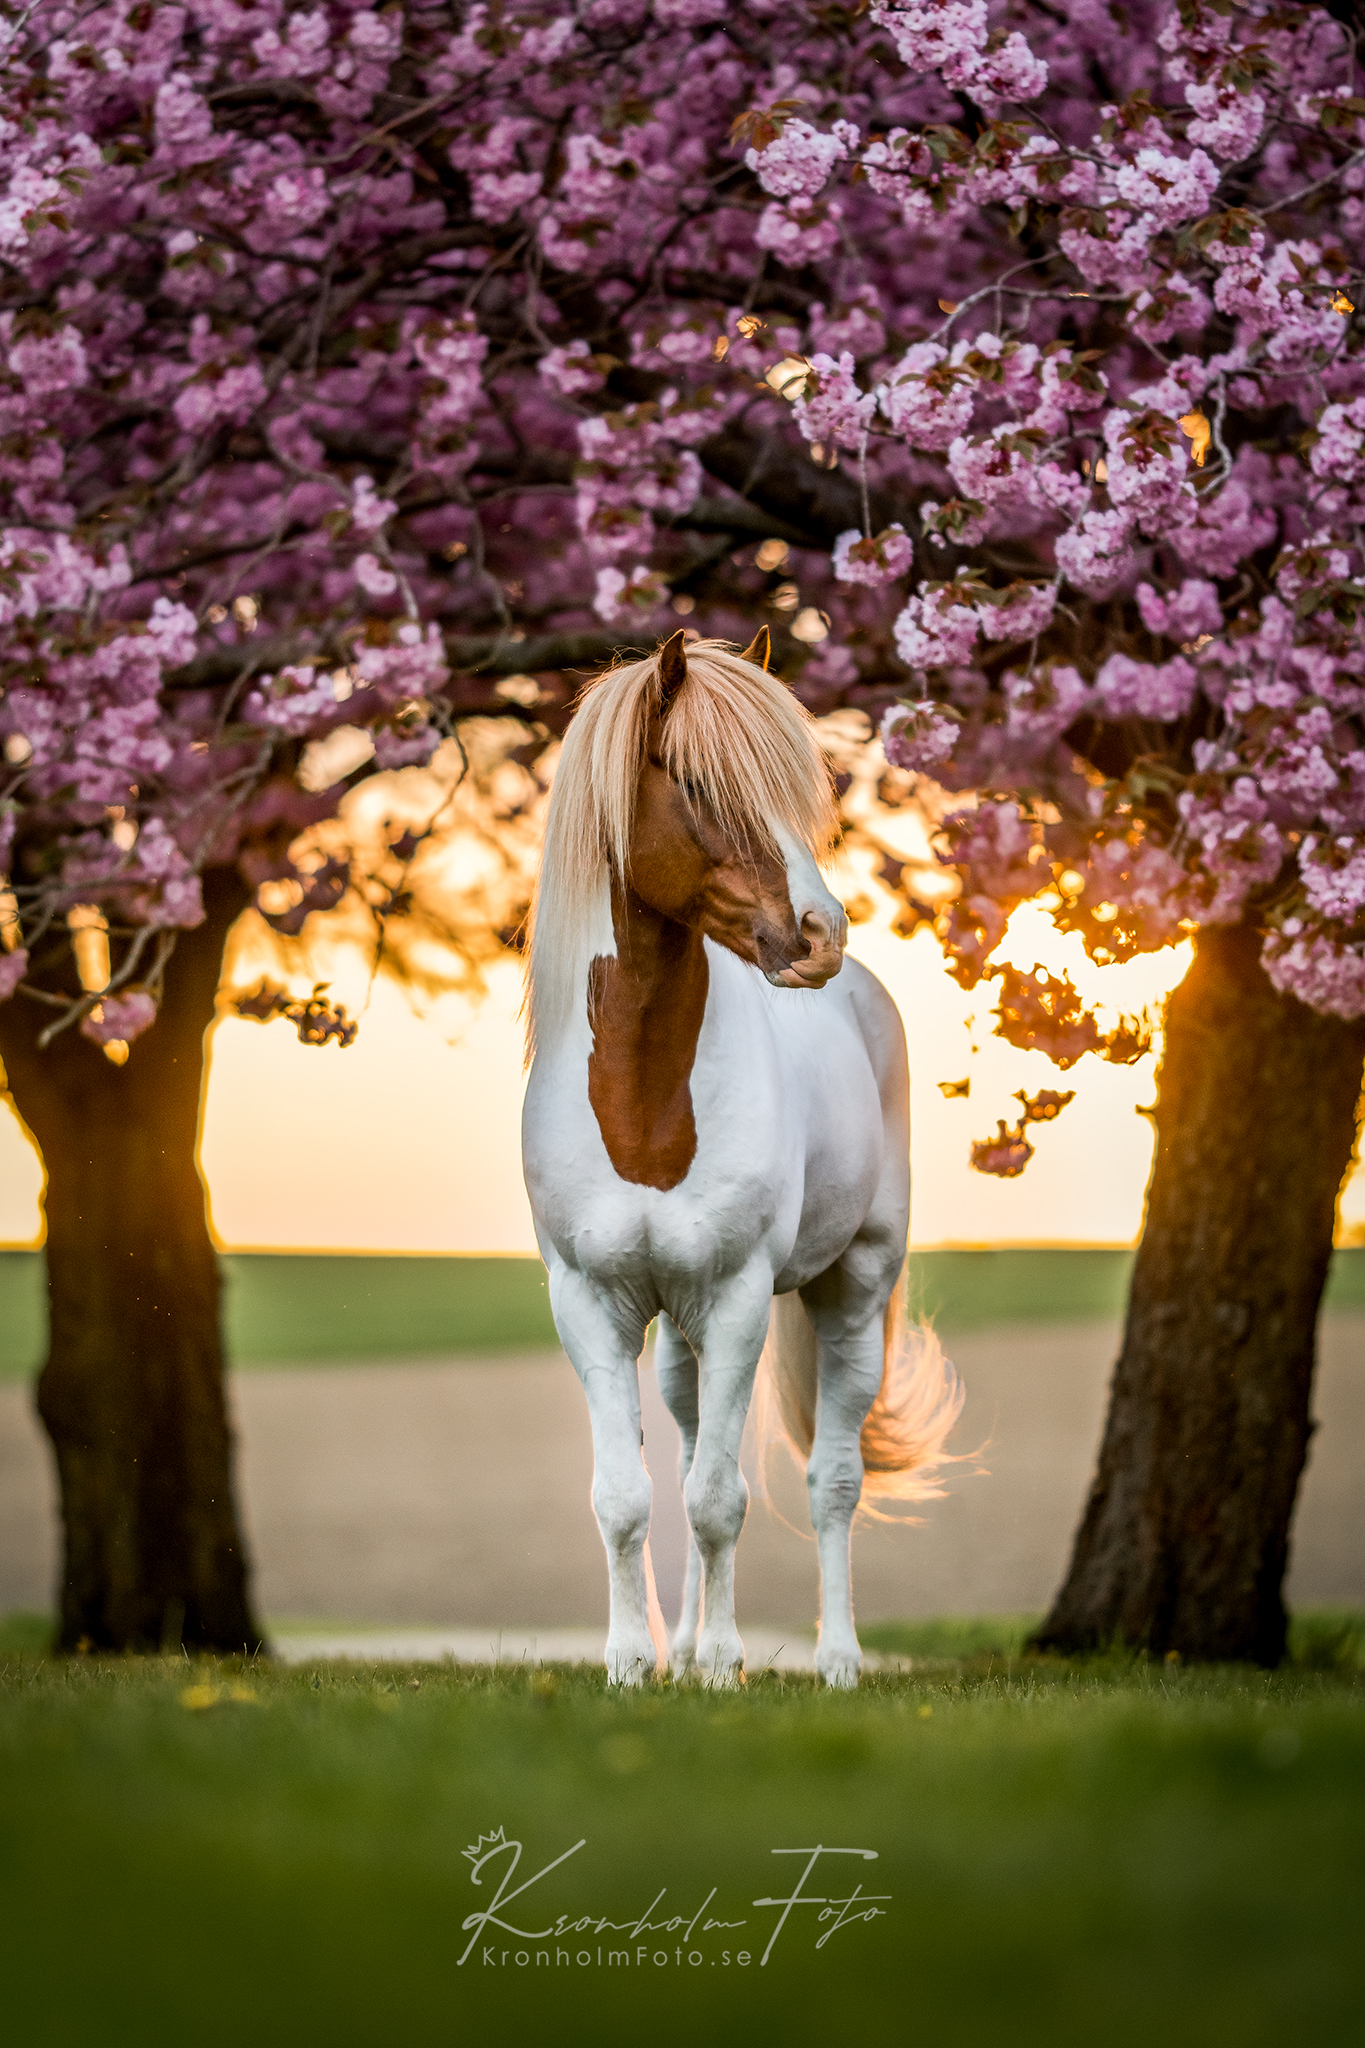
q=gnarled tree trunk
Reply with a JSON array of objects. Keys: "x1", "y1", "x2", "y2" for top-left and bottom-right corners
[
  {"x1": 0, "y1": 870, "x2": 262, "y2": 1653},
  {"x1": 1035, "y1": 923, "x2": 1365, "y2": 1666}
]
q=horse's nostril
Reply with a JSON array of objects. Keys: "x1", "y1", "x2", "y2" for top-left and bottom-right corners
[{"x1": 801, "y1": 910, "x2": 840, "y2": 949}]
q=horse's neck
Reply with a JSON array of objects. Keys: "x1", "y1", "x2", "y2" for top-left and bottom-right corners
[{"x1": 585, "y1": 879, "x2": 708, "y2": 1192}]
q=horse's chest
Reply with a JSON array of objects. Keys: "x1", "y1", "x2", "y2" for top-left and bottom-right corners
[{"x1": 524, "y1": 966, "x2": 881, "y2": 1288}]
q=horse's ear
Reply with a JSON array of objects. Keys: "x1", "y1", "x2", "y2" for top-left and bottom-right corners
[
  {"x1": 740, "y1": 623, "x2": 771, "y2": 671},
  {"x1": 657, "y1": 629, "x2": 688, "y2": 711}
]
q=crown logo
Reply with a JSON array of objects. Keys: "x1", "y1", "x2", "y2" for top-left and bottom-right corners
[{"x1": 463, "y1": 1825, "x2": 509, "y2": 1865}]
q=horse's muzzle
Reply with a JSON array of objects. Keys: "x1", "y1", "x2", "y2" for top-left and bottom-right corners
[{"x1": 766, "y1": 925, "x2": 846, "y2": 989}]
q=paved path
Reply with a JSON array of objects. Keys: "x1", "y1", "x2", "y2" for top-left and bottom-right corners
[
  {"x1": 3, "y1": 1317, "x2": 1362, "y2": 1632},
  {"x1": 269, "y1": 1627, "x2": 840, "y2": 1672}
]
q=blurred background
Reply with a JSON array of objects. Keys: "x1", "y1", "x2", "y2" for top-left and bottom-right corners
[{"x1": 4, "y1": 823, "x2": 1362, "y2": 1646}]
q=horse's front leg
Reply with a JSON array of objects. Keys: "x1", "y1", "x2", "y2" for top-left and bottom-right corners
[
  {"x1": 654, "y1": 1315, "x2": 702, "y2": 1676},
  {"x1": 686, "y1": 1283, "x2": 772, "y2": 1688},
  {"x1": 551, "y1": 1273, "x2": 658, "y2": 1686},
  {"x1": 804, "y1": 1315, "x2": 885, "y2": 1688}
]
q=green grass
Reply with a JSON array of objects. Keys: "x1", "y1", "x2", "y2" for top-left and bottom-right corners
[
  {"x1": 1, "y1": 1626, "x2": 1361, "y2": 2045},
  {"x1": 2, "y1": 1245, "x2": 1362, "y2": 1378}
]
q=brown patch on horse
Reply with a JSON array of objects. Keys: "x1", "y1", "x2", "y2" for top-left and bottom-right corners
[
  {"x1": 585, "y1": 638, "x2": 815, "y2": 1189},
  {"x1": 587, "y1": 879, "x2": 708, "y2": 1192},
  {"x1": 586, "y1": 762, "x2": 807, "y2": 1190}
]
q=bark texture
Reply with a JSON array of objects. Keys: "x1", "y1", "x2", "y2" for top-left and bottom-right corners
[
  {"x1": 0, "y1": 870, "x2": 261, "y2": 1653},
  {"x1": 1035, "y1": 924, "x2": 1365, "y2": 1665}
]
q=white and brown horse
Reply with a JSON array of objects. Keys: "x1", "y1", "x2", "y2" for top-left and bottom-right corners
[{"x1": 522, "y1": 631, "x2": 960, "y2": 1686}]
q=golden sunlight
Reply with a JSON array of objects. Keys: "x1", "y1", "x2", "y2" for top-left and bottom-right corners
[{"x1": 3, "y1": 879, "x2": 1364, "y2": 1254}]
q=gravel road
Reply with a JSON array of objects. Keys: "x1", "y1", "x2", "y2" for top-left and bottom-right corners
[{"x1": 3, "y1": 1316, "x2": 1360, "y2": 1632}]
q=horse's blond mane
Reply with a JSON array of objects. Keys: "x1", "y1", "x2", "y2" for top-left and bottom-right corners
[{"x1": 526, "y1": 637, "x2": 837, "y2": 1057}]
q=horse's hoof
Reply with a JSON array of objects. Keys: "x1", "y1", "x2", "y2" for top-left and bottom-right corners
[
  {"x1": 605, "y1": 1640, "x2": 658, "y2": 1687},
  {"x1": 669, "y1": 1638, "x2": 697, "y2": 1680},
  {"x1": 695, "y1": 1635, "x2": 745, "y2": 1689},
  {"x1": 816, "y1": 1645, "x2": 862, "y2": 1689}
]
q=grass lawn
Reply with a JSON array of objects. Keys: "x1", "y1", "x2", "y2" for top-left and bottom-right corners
[
  {"x1": 2, "y1": 1614, "x2": 1361, "y2": 2047},
  {"x1": 2, "y1": 1245, "x2": 1363, "y2": 1376}
]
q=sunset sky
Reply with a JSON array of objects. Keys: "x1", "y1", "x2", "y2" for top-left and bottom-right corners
[{"x1": 5, "y1": 889, "x2": 1358, "y2": 1254}]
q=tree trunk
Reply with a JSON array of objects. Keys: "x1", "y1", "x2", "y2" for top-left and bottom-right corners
[
  {"x1": 1034, "y1": 924, "x2": 1365, "y2": 1666},
  {"x1": 0, "y1": 870, "x2": 262, "y2": 1653}
]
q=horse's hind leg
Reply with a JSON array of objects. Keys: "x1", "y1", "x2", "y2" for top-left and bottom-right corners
[
  {"x1": 550, "y1": 1269, "x2": 657, "y2": 1686},
  {"x1": 654, "y1": 1316, "x2": 702, "y2": 1675}
]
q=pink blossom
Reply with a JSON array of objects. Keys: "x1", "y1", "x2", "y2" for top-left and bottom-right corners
[
  {"x1": 981, "y1": 582, "x2": 1057, "y2": 644},
  {"x1": 894, "y1": 594, "x2": 980, "y2": 670},
  {"x1": 155, "y1": 74, "x2": 214, "y2": 151},
  {"x1": 872, "y1": 0, "x2": 988, "y2": 75},
  {"x1": 968, "y1": 33, "x2": 1049, "y2": 111},
  {"x1": 754, "y1": 198, "x2": 842, "y2": 265},
  {"x1": 1171, "y1": 481, "x2": 1277, "y2": 579},
  {"x1": 593, "y1": 564, "x2": 669, "y2": 620},
  {"x1": 5, "y1": 0, "x2": 1365, "y2": 1028},
  {"x1": 1095, "y1": 654, "x2": 1199, "y2": 723},
  {"x1": 654, "y1": 0, "x2": 728, "y2": 23},
  {"x1": 940, "y1": 799, "x2": 1045, "y2": 900},
  {"x1": 873, "y1": 0, "x2": 1046, "y2": 106},
  {"x1": 791, "y1": 352, "x2": 876, "y2": 450},
  {"x1": 970, "y1": 1120, "x2": 1034, "y2": 1178},
  {"x1": 832, "y1": 526, "x2": 915, "y2": 586},
  {"x1": 1137, "y1": 579, "x2": 1222, "y2": 642},
  {"x1": 472, "y1": 170, "x2": 543, "y2": 224},
  {"x1": 1001, "y1": 662, "x2": 1090, "y2": 744},
  {"x1": 173, "y1": 342, "x2": 267, "y2": 432},
  {"x1": 0, "y1": 949, "x2": 27, "y2": 1001},
  {"x1": 880, "y1": 699, "x2": 960, "y2": 771},
  {"x1": 1113, "y1": 148, "x2": 1220, "y2": 228},
  {"x1": 350, "y1": 475, "x2": 397, "y2": 537},
  {"x1": 1058, "y1": 211, "x2": 1163, "y2": 292},
  {"x1": 1262, "y1": 925, "x2": 1365, "y2": 1018},
  {"x1": 1311, "y1": 398, "x2": 1365, "y2": 485},
  {"x1": 880, "y1": 344, "x2": 974, "y2": 451},
  {"x1": 1298, "y1": 836, "x2": 1365, "y2": 921},
  {"x1": 809, "y1": 291, "x2": 885, "y2": 360},
  {"x1": 1054, "y1": 510, "x2": 1136, "y2": 596},
  {"x1": 1179, "y1": 779, "x2": 1286, "y2": 922},
  {"x1": 948, "y1": 429, "x2": 1041, "y2": 518},
  {"x1": 8, "y1": 324, "x2": 87, "y2": 397},
  {"x1": 539, "y1": 341, "x2": 606, "y2": 397},
  {"x1": 1130, "y1": 277, "x2": 1213, "y2": 344},
  {"x1": 746, "y1": 121, "x2": 849, "y2": 200},
  {"x1": 1185, "y1": 82, "x2": 1265, "y2": 161},
  {"x1": 1102, "y1": 409, "x2": 1190, "y2": 524},
  {"x1": 243, "y1": 667, "x2": 341, "y2": 736},
  {"x1": 1082, "y1": 835, "x2": 1189, "y2": 953},
  {"x1": 354, "y1": 553, "x2": 397, "y2": 598},
  {"x1": 373, "y1": 724, "x2": 440, "y2": 770},
  {"x1": 81, "y1": 992, "x2": 158, "y2": 1047}
]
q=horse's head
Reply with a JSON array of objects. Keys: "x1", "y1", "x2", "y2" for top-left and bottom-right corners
[{"x1": 628, "y1": 628, "x2": 847, "y2": 989}]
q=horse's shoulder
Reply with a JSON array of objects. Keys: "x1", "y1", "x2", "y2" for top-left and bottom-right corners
[{"x1": 837, "y1": 953, "x2": 904, "y2": 1034}]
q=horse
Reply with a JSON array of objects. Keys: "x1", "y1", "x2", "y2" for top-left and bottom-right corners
[{"x1": 521, "y1": 629, "x2": 962, "y2": 1687}]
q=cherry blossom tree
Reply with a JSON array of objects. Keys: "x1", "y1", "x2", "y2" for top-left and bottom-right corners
[{"x1": 2, "y1": 0, "x2": 1362, "y2": 1659}]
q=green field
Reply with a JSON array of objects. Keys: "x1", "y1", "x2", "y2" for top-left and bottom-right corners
[
  {"x1": 1, "y1": 1614, "x2": 1360, "y2": 2047},
  {"x1": 2, "y1": 1244, "x2": 1363, "y2": 1378}
]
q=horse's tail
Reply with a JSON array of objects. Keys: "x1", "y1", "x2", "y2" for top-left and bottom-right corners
[
  {"x1": 643, "y1": 1537, "x2": 669, "y2": 1672},
  {"x1": 755, "y1": 1283, "x2": 965, "y2": 1517}
]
